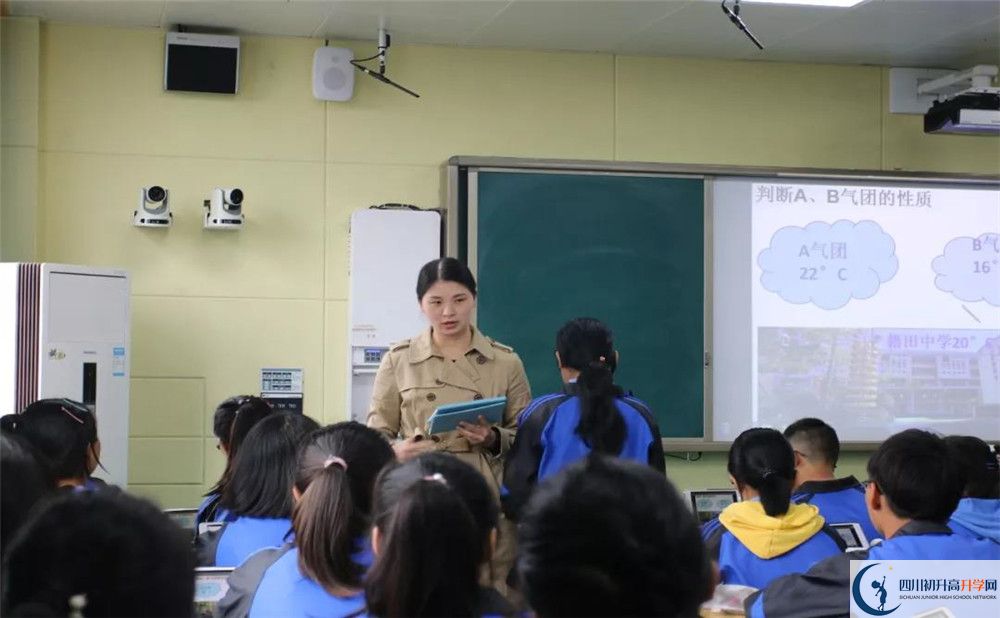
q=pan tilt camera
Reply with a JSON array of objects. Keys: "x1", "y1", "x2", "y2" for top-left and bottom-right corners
[
  {"x1": 204, "y1": 188, "x2": 245, "y2": 230},
  {"x1": 132, "y1": 186, "x2": 172, "y2": 227}
]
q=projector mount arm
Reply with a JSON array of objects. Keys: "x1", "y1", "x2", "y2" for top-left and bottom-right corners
[
  {"x1": 350, "y1": 27, "x2": 421, "y2": 98},
  {"x1": 722, "y1": 0, "x2": 764, "y2": 51}
]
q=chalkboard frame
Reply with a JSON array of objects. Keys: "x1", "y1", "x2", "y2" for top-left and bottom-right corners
[{"x1": 447, "y1": 156, "x2": 1000, "y2": 451}]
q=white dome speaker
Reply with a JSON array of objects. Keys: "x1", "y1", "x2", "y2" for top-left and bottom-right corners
[{"x1": 313, "y1": 47, "x2": 355, "y2": 102}]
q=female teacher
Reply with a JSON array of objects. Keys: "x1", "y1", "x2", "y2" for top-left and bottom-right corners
[{"x1": 366, "y1": 257, "x2": 531, "y2": 591}]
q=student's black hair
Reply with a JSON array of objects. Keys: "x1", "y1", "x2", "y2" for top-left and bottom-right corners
[
  {"x1": 415, "y1": 257, "x2": 477, "y2": 301},
  {"x1": 944, "y1": 435, "x2": 1000, "y2": 499},
  {"x1": 867, "y1": 429, "x2": 963, "y2": 522},
  {"x1": 220, "y1": 412, "x2": 319, "y2": 518},
  {"x1": 556, "y1": 317, "x2": 625, "y2": 455},
  {"x1": 783, "y1": 417, "x2": 841, "y2": 468},
  {"x1": 365, "y1": 453, "x2": 498, "y2": 617},
  {"x1": 293, "y1": 422, "x2": 394, "y2": 593},
  {"x1": 517, "y1": 454, "x2": 711, "y2": 617},
  {"x1": 207, "y1": 395, "x2": 274, "y2": 497},
  {"x1": 1, "y1": 434, "x2": 54, "y2": 551},
  {"x1": 1, "y1": 488, "x2": 195, "y2": 617},
  {"x1": 728, "y1": 427, "x2": 796, "y2": 517},
  {"x1": 0, "y1": 398, "x2": 99, "y2": 482}
]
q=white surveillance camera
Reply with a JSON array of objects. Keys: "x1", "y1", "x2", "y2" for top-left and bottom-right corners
[
  {"x1": 204, "y1": 187, "x2": 245, "y2": 230},
  {"x1": 132, "y1": 185, "x2": 172, "y2": 227}
]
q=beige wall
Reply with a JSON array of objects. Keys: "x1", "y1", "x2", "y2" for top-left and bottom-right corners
[{"x1": 1, "y1": 19, "x2": 996, "y2": 506}]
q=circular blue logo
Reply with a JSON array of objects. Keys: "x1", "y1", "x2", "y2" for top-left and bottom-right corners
[{"x1": 853, "y1": 563, "x2": 901, "y2": 615}]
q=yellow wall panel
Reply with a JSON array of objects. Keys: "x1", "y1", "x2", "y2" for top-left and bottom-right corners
[
  {"x1": 39, "y1": 23, "x2": 324, "y2": 160},
  {"x1": 38, "y1": 152, "x2": 324, "y2": 298},
  {"x1": 616, "y1": 56, "x2": 882, "y2": 169},
  {"x1": 130, "y1": 377, "x2": 204, "y2": 437},
  {"x1": 1, "y1": 17, "x2": 39, "y2": 148},
  {"x1": 130, "y1": 295, "x2": 325, "y2": 421},
  {"x1": 323, "y1": 300, "x2": 349, "y2": 424},
  {"x1": 324, "y1": 163, "x2": 442, "y2": 299},
  {"x1": 326, "y1": 45, "x2": 615, "y2": 166},
  {"x1": 128, "y1": 437, "x2": 203, "y2": 484},
  {"x1": 0, "y1": 146, "x2": 38, "y2": 260},
  {"x1": 130, "y1": 483, "x2": 206, "y2": 509}
]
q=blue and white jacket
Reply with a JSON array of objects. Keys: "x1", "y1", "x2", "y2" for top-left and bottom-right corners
[{"x1": 501, "y1": 383, "x2": 664, "y2": 520}]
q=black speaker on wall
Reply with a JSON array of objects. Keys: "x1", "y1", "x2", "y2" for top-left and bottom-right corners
[{"x1": 164, "y1": 32, "x2": 240, "y2": 94}]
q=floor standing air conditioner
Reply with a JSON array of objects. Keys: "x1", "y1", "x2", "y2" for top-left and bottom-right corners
[
  {"x1": 348, "y1": 209, "x2": 441, "y2": 423},
  {"x1": 0, "y1": 263, "x2": 130, "y2": 487}
]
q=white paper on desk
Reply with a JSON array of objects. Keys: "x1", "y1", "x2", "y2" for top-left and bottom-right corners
[{"x1": 701, "y1": 584, "x2": 758, "y2": 614}]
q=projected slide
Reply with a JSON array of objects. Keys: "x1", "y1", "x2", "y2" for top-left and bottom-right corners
[{"x1": 747, "y1": 182, "x2": 999, "y2": 441}]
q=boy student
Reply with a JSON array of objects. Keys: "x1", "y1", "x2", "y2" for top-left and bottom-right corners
[
  {"x1": 784, "y1": 418, "x2": 879, "y2": 542},
  {"x1": 745, "y1": 429, "x2": 1000, "y2": 618}
]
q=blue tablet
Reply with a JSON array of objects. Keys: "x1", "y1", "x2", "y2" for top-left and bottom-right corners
[{"x1": 427, "y1": 396, "x2": 507, "y2": 434}]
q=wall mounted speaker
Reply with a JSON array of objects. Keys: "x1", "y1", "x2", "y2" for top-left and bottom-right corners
[{"x1": 312, "y1": 47, "x2": 355, "y2": 102}]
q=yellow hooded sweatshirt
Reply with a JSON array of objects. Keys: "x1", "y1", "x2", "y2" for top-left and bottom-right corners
[{"x1": 718, "y1": 500, "x2": 826, "y2": 559}]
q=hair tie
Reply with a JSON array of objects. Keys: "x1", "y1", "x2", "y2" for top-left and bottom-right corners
[
  {"x1": 61, "y1": 406, "x2": 85, "y2": 424},
  {"x1": 68, "y1": 594, "x2": 87, "y2": 618},
  {"x1": 761, "y1": 469, "x2": 777, "y2": 480},
  {"x1": 598, "y1": 356, "x2": 606, "y2": 363},
  {"x1": 422, "y1": 473, "x2": 447, "y2": 485},
  {"x1": 323, "y1": 456, "x2": 348, "y2": 471}
]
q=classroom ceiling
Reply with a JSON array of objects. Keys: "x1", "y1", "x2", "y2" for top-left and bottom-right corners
[{"x1": 6, "y1": 0, "x2": 1000, "y2": 69}]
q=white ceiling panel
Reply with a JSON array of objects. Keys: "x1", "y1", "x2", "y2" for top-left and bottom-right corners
[
  {"x1": 315, "y1": 0, "x2": 510, "y2": 45},
  {"x1": 4, "y1": 0, "x2": 998, "y2": 69},
  {"x1": 465, "y1": 0, "x2": 682, "y2": 52},
  {"x1": 8, "y1": 0, "x2": 165, "y2": 29},
  {"x1": 161, "y1": 0, "x2": 334, "y2": 37}
]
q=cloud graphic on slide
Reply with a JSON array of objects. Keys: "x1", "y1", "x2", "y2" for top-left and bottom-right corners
[
  {"x1": 758, "y1": 220, "x2": 898, "y2": 310},
  {"x1": 932, "y1": 233, "x2": 1000, "y2": 307}
]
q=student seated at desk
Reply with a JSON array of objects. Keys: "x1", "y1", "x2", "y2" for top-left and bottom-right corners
[
  {"x1": 702, "y1": 428, "x2": 845, "y2": 590},
  {"x1": 784, "y1": 417, "x2": 879, "y2": 542},
  {"x1": 945, "y1": 435, "x2": 999, "y2": 544},
  {"x1": 218, "y1": 423, "x2": 394, "y2": 617},
  {"x1": 0, "y1": 433, "x2": 53, "y2": 551},
  {"x1": 502, "y1": 317, "x2": 664, "y2": 521},
  {"x1": 745, "y1": 429, "x2": 1000, "y2": 618},
  {"x1": 362, "y1": 453, "x2": 516, "y2": 617},
  {"x1": 1, "y1": 398, "x2": 108, "y2": 493},
  {"x1": 1, "y1": 488, "x2": 195, "y2": 617},
  {"x1": 196, "y1": 413, "x2": 319, "y2": 568},
  {"x1": 517, "y1": 454, "x2": 713, "y2": 617},
  {"x1": 198, "y1": 396, "x2": 275, "y2": 527}
]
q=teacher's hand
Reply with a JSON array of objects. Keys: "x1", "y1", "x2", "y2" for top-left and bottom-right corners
[
  {"x1": 457, "y1": 415, "x2": 498, "y2": 451},
  {"x1": 393, "y1": 435, "x2": 437, "y2": 462}
]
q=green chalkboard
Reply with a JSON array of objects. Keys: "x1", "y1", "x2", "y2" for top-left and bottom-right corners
[{"x1": 471, "y1": 171, "x2": 705, "y2": 438}]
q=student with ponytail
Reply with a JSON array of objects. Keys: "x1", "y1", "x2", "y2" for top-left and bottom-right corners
[
  {"x1": 0, "y1": 398, "x2": 106, "y2": 491},
  {"x1": 702, "y1": 428, "x2": 845, "y2": 590},
  {"x1": 196, "y1": 412, "x2": 319, "y2": 567},
  {"x1": 217, "y1": 422, "x2": 394, "y2": 617},
  {"x1": 363, "y1": 453, "x2": 515, "y2": 617},
  {"x1": 502, "y1": 317, "x2": 664, "y2": 520}
]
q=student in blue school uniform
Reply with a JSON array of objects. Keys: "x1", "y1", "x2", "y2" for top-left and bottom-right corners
[
  {"x1": 783, "y1": 417, "x2": 880, "y2": 542},
  {"x1": 501, "y1": 317, "x2": 664, "y2": 520},
  {"x1": 196, "y1": 395, "x2": 275, "y2": 527},
  {"x1": 945, "y1": 435, "x2": 1000, "y2": 544},
  {"x1": 217, "y1": 422, "x2": 395, "y2": 617},
  {"x1": 0, "y1": 398, "x2": 107, "y2": 492},
  {"x1": 745, "y1": 429, "x2": 1000, "y2": 617},
  {"x1": 701, "y1": 428, "x2": 845, "y2": 590},
  {"x1": 362, "y1": 453, "x2": 517, "y2": 617},
  {"x1": 196, "y1": 412, "x2": 319, "y2": 568},
  {"x1": 517, "y1": 454, "x2": 715, "y2": 617}
]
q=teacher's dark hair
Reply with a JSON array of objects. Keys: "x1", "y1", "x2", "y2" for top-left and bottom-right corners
[
  {"x1": 556, "y1": 318, "x2": 624, "y2": 455},
  {"x1": 728, "y1": 428, "x2": 795, "y2": 517},
  {"x1": 416, "y1": 258, "x2": 477, "y2": 301}
]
